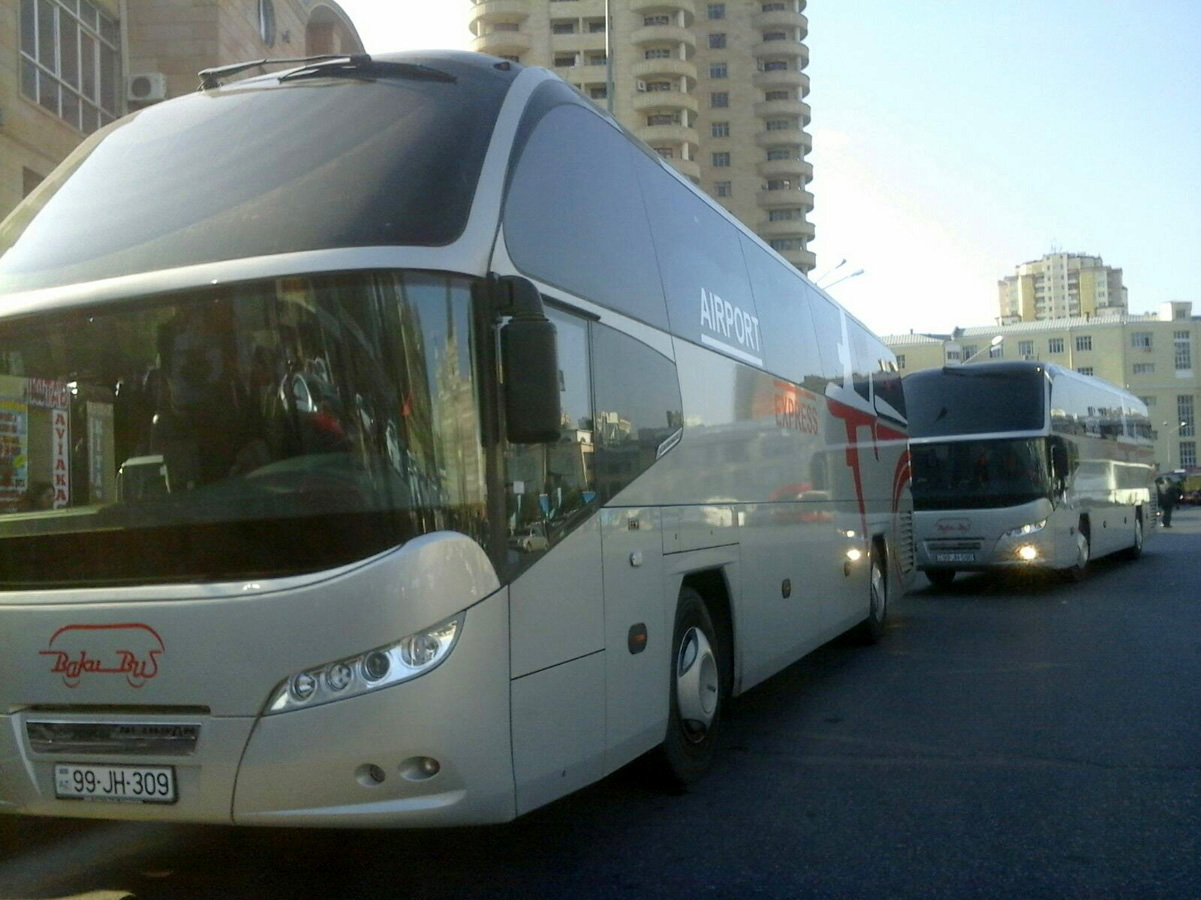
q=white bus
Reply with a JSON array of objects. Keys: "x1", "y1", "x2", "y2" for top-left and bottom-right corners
[
  {"x1": 905, "y1": 361, "x2": 1155, "y2": 586},
  {"x1": 0, "y1": 52, "x2": 913, "y2": 827}
]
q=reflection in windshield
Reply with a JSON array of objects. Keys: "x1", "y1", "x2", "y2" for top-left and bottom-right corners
[
  {"x1": 0, "y1": 271, "x2": 489, "y2": 585},
  {"x1": 911, "y1": 438, "x2": 1051, "y2": 510}
]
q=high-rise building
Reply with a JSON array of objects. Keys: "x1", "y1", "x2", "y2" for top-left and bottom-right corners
[
  {"x1": 468, "y1": 0, "x2": 815, "y2": 272},
  {"x1": 1, "y1": 0, "x2": 363, "y2": 223},
  {"x1": 998, "y1": 252, "x2": 1127, "y2": 323}
]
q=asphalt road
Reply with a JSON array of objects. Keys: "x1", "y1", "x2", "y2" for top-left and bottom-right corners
[{"x1": 3, "y1": 510, "x2": 1199, "y2": 900}]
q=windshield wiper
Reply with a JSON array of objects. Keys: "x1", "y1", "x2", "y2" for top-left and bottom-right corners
[
  {"x1": 198, "y1": 54, "x2": 456, "y2": 90},
  {"x1": 278, "y1": 57, "x2": 456, "y2": 85}
]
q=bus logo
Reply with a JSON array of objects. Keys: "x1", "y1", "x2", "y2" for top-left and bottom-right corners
[
  {"x1": 935, "y1": 518, "x2": 972, "y2": 534},
  {"x1": 39, "y1": 623, "x2": 165, "y2": 689}
]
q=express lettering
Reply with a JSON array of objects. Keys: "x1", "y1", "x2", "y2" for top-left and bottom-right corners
[{"x1": 774, "y1": 391, "x2": 819, "y2": 435}]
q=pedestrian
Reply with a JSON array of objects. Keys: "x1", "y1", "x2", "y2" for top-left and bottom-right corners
[{"x1": 1158, "y1": 477, "x2": 1182, "y2": 527}]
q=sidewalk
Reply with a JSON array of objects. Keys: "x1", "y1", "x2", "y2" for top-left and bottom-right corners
[{"x1": 1158, "y1": 505, "x2": 1200, "y2": 534}]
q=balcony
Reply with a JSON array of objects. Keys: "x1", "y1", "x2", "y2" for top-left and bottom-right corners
[
  {"x1": 550, "y1": 32, "x2": 608, "y2": 53},
  {"x1": 755, "y1": 128, "x2": 812, "y2": 151},
  {"x1": 468, "y1": 0, "x2": 531, "y2": 27},
  {"x1": 780, "y1": 246, "x2": 817, "y2": 272},
  {"x1": 752, "y1": 69, "x2": 810, "y2": 96},
  {"x1": 631, "y1": 25, "x2": 696, "y2": 49},
  {"x1": 756, "y1": 157, "x2": 813, "y2": 181},
  {"x1": 753, "y1": 98, "x2": 811, "y2": 124},
  {"x1": 752, "y1": 10, "x2": 808, "y2": 33},
  {"x1": 557, "y1": 63, "x2": 611, "y2": 84},
  {"x1": 633, "y1": 90, "x2": 699, "y2": 115},
  {"x1": 630, "y1": 0, "x2": 695, "y2": 18},
  {"x1": 752, "y1": 40, "x2": 809, "y2": 65},
  {"x1": 631, "y1": 57, "x2": 698, "y2": 82},
  {"x1": 757, "y1": 188, "x2": 814, "y2": 210},
  {"x1": 471, "y1": 30, "x2": 532, "y2": 55},
  {"x1": 755, "y1": 218, "x2": 816, "y2": 240},
  {"x1": 636, "y1": 123, "x2": 700, "y2": 147},
  {"x1": 670, "y1": 157, "x2": 701, "y2": 181}
]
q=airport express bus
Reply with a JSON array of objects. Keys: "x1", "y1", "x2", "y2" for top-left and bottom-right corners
[
  {"x1": 0, "y1": 52, "x2": 913, "y2": 827},
  {"x1": 905, "y1": 361, "x2": 1154, "y2": 587}
]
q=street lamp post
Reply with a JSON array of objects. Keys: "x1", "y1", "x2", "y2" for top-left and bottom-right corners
[
  {"x1": 1162, "y1": 419, "x2": 1189, "y2": 472},
  {"x1": 962, "y1": 335, "x2": 1004, "y2": 365},
  {"x1": 821, "y1": 268, "x2": 864, "y2": 291}
]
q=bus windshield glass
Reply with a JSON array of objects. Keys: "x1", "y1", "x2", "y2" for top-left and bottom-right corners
[
  {"x1": 904, "y1": 368, "x2": 1046, "y2": 437},
  {"x1": 0, "y1": 58, "x2": 509, "y2": 295},
  {"x1": 910, "y1": 438, "x2": 1051, "y2": 510},
  {"x1": 0, "y1": 271, "x2": 490, "y2": 586}
]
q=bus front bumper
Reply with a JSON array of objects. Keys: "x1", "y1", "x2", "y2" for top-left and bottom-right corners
[
  {"x1": 0, "y1": 593, "x2": 515, "y2": 828},
  {"x1": 916, "y1": 531, "x2": 1061, "y2": 573}
]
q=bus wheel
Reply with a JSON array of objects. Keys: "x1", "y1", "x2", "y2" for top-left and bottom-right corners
[
  {"x1": 860, "y1": 555, "x2": 888, "y2": 643},
  {"x1": 926, "y1": 568, "x2": 956, "y2": 589},
  {"x1": 1066, "y1": 526, "x2": 1090, "y2": 581},
  {"x1": 650, "y1": 588, "x2": 724, "y2": 788},
  {"x1": 1119, "y1": 513, "x2": 1143, "y2": 561}
]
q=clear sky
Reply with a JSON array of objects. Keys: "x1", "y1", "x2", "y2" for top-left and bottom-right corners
[{"x1": 334, "y1": 1, "x2": 1201, "y2": 338}]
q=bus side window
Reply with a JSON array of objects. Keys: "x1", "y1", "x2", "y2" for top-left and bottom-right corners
[{"x1": 590, "y1": 324, "x2": 683, "y2": 504}]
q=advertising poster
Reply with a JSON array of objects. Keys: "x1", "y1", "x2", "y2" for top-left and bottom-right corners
[{"x1": 0, "y1": 398, "x2": 29, "y2": 503}]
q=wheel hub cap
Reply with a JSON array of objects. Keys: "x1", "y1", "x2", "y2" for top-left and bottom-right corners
[{"x1": 676, "y1": 627, "x2": 719, "y2": 741}]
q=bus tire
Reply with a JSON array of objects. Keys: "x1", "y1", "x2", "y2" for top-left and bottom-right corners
[
  {"x1": 1119, "y1": 512, "x2": 1143, "y2": 561},
  {"x1": 649, "y1": 587, "x2": 724, "y2": 788},
  {"x1": 925, "y1": 568, "x2": 956, "y2": 589},
  {"x1": 859, "y1": 554, "x2": 888, "y2": 644},
  {"x1": 1065, "y1": 523, "x2": 1090, "y2": 582}
]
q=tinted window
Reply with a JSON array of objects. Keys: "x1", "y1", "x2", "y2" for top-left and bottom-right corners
[
  {"x1": 591, "y1": 324, "x2": 682, "y2": 503},
  {"x1": 0, "y1": 59, "x2": 513, "y2": 294},
  {"x1": 905, "y1": 369, "x2": 1046, "y2": 438},
  {"x1": 637, "y1": 162, "x2": 761, "y2": 366},
  {"x1": 0, "y1": 271, "x2": 492, "y2": 586},
  {"x1": 739, "y1": 234, "x2": 823, "y2": 390},
  {"x1": 504, "y1": 103, "x2": 668, "y2": 330},
  {"x1": 805, "y1": 289, "x2": 849, "y2": 383},
  {"x1": 501, "y1": 307, "x2": 599, "y2": 575},
  {"x1": 911, "y1": 438, "x2": 1051, "y2": 510}
]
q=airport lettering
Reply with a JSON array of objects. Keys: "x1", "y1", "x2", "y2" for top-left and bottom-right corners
[{"x1": 700, "y1": 288, "x2": 761, "y2": 354}]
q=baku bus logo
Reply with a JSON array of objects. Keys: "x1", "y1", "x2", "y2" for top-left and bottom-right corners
[{"x1": 39, "y1": 623, "x2": 165, "y2": 689}]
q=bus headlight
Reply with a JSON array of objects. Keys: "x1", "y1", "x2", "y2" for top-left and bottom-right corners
[
  {"x1": 264, "y1": 614, "x2": 463, "y2": 715},
  {"x1": 1003, "y1": 519, "x2": 1047, "y2": 539}
]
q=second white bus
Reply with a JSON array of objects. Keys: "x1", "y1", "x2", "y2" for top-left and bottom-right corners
[{"x1": 905, "y1": 361, "x2": 1155, "y2": 585}]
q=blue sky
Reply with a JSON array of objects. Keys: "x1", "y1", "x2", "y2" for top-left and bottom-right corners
[{"x1": 337, "y1": 0, "x2": 1201, "y2": 336}]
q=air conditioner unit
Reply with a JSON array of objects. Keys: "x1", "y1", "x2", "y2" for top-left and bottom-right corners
[
  {"x1": 127, "y1": 72, "x2": 168, "y2": 103},
  {"x1": 635, "y1": 80, "x2": 648, "y2": 92}
]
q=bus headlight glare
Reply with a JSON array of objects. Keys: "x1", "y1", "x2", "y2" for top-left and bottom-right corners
[
  {"x1": 264, "y1": 614, "x2": 463, "y2": 715},
  {"x1": 1003, "y1": 519, "x2": 1047, "y2": 539}
]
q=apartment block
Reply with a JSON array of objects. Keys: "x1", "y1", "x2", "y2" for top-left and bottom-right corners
[
  {"x1": 884, "y1": 301, "x2": 1201, "y2": 471},
  {"x1": 468, "y1": 0, "x2": 815, "y2": 272},
  {"x1": 998, "y1": 251, "x2": 1127, "y2": 323},
  {"x1": 1, "y1": 0, "x2": 363, "y2": 223}
]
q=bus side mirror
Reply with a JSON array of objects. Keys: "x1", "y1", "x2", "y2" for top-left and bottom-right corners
[
  {"x1": 1051, "y1": 442, "x2": 1068, "y2": 480},
  {"x1": 493, "y1": 275, "x2": 561, "y2": 445}
]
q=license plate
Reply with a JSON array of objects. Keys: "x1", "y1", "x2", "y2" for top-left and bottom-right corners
[
  {"x1": 55, "y1": 763, "x2": 176, "y2": 804},
  {"x1": 935, "y1": 552, "x2": 976, "y2": 563}
]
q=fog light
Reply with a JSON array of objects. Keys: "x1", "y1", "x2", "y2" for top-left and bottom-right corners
[
  {"x1": 363, "y1": 650, "x2": 391, "y2": 682},
  {"x1": 1018, "y1": 545, "x2": 1039, "y2": 562},
  {"x1": 326, "y1": 662, "x2": 354, "y2": 692},
  {"x1": 291, "y1": 672, "x2": 316, "y2": 701}
]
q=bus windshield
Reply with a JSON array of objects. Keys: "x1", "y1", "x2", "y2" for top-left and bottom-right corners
[
  {"x1": 910, "y1": 438, "x2": 1051, "y2": 510},
  {"x1": 905, "y1": 367, "x2": 1046, "y2": 437},
  {"x1": 0, "y1": 58, "x2": 510, "y2": 295},
  {"x1": 0, "y1": 271, "x2": 491, "y2": 586}
]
